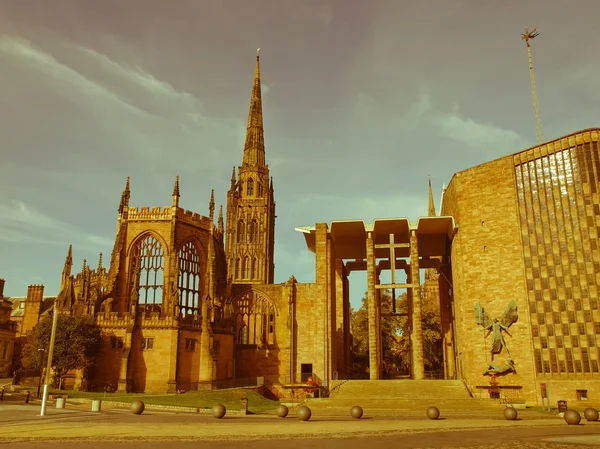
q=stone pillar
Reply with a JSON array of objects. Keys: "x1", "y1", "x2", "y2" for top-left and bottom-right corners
[
  {"x1": 315, "y1": 223, "x2": 329, "y2": 384},
  {"x1": 198, "y1": 298, "x2": 213, "y2": 386},
  {"x1": 439, "y1": 262, "x2": 456, "y2": 379},
  {"x1": 375, "y1": 269, "x2": 383, "y2": 375},
  {"x1": 406, "y1": 268, "x2": 414, "y2": 377},
  {"x1": 334, "y1": 259, "x2": 345, "y2": 376},
  {"x1": 343, "y1": 271, "x2": 351, "y2": 374},
  {"x1": 366, "y1": 232, "x2": 380, "y2": 379},
  {"x1": 410, "y1": 230, "x2": 425, "y2": 380}
]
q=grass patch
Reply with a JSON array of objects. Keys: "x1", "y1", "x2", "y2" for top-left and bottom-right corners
[{"x1": 49, "y1": 388, "x2": 279, "y2": 413}]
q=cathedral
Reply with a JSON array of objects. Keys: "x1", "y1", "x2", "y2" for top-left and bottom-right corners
[
  {"x1": 5, "y1": 50, "x2": 599, "y2": 406},
  {"x1": 9, "y1": 53, "x2": 359, "y2": 393}
]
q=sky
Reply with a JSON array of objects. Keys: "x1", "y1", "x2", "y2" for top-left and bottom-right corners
[{"x1": 1, "y1": 0, "x2": 599, "y2": 309}]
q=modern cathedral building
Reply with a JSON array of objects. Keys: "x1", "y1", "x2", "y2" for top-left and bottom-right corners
[{"x1": 2, "y1": 52, "x2": 599, "y2": 405}]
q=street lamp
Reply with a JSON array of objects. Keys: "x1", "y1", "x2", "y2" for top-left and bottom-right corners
[
  {"x1": 40, "y1": 306, "x2": 59, "y2": 416},
  {"x1": 37, "y1": 349, "x2": 46, "y2": 398}
]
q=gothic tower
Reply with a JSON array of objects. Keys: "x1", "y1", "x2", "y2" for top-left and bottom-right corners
[{"x1": 226, "y1": 52, "x2": 276, "y2": 284}]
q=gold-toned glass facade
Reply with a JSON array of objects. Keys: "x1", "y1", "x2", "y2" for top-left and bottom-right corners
[{"x1": 515, "y1": 138, "x2": 600, "y2": 376}]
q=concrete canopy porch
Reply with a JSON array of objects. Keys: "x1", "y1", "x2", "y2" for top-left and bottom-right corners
[{"x1": 296, "y1": 217, "x2": 458, "y2": 384}]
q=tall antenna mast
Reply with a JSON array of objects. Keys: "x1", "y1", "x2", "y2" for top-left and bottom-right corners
[{"x1": 521, "y1": 28, "x2": 544, "y2": 144}]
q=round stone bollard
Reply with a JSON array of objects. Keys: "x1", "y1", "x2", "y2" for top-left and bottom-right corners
[
  {"x1": 426, "y1": 406, "x2": 440, "y2": 420},
  {"x1": 296, "y1": 405, "x2": 312, "y2": 421},
  {"x1": 56, "y1": 397, "x2": 65, "y2": 409},
  {"x1": 131, "y1": 400, "x2": 145, "y2": 415},
  {"x1": 91, "y1": 399, "x2": 102, "y2": 412},
  {"x1": 350, "y1": 406, "x2": 363, "y2": 419},
  {"x1": 276, "y1": 404, "x2": 289, "y2": 418},
  {"x1": 584, "y1": 408, "x2": 599, "y2": 422},
  {"x1": 503, "y1": 406, "x2": 518, "y2": 421},
  {"x1": 564, "y1": 409, "x2": 581, "y2": 425},
  {"x1": 212, "y1": 403, "x2": 226, "y2": 419}
]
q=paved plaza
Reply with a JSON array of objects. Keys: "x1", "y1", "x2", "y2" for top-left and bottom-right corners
[{"x1": 1, "y1": 400, "x2": 599, "y2": 448}]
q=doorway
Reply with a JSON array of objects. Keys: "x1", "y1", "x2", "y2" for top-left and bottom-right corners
[{"x1": 301, "y1": 363, "x2": 313, "y2": 382}]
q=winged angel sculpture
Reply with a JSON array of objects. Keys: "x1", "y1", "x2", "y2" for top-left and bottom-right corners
[
  {"x1": 475, "y1": 300, "x2": 518, "y2": 376},
  {"x1": 475, "y1": 300, "x2": 518, "y2": 358}
]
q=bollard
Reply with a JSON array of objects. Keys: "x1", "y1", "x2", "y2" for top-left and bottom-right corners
[
  {"x1": 56, "y1": 397, "x2": 65, "y2": 409},
  {"x1": 91, "y1": 399, "x2": 102, "y2": 412},
  {"x1": 24, "y1": 391, "x2": 30, "y2": 404},
  {"x1": 240, "y1": 397, "x2": 249, "y2": 414}
]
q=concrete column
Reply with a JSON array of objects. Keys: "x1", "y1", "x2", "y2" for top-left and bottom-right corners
[
  {"x1": 366, "y1": 232, "x2": 380, "y2": 379},
  {"x1": 410, "y1": 230, "x2": 425, "y2": 380},
  {"x1": 375, "y1": 269, "x2": 383, "y2": 375},
  {"x1": 334, "y1": 259, "x2": 345, "y2": 376},
  {"x1": 343, "y1": 272, "x2": 351, "y2": 374},
  {"x1": 439, "y1": 262, "x2": 456, "y2": 379},
  {"x1": 315, "y1": 223, "x2": 329, "y2": 384},
  {"x1": 406, "y1": 268, "x2": 413, "y2": 377}
]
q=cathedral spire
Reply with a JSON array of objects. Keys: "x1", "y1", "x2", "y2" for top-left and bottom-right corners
[
  {"x1": 428, "y1": 175, "x2": 436, "y2": 217},
  {"x1": 218, "y1": 205, "x2": 224, "y2": 235},
  {"x1": 209, "y1": 189, "x2": 215, "y2": 221},
  {"x1": 61, "y1": 244, "x2": 73, "y2": 283},
  {"x1": 172, "y1": 175, "x2": 180, "y2": 207},
  {"x1": 242, "y1": 51, "x2": 265, "y2": 167},
  {"x1": 119, "y1": 177, "x2": 131, "y2": 213}
]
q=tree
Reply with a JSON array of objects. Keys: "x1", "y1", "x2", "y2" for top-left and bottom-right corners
[
  {"x1": 396, "y1": 291, "x2": 444, "y2": 373},
  {"x1": 350, "y1": 290, "x2": 404, "y2": 377},
  {"x1": 21, "y1": 313, "x2": 103, "y2": 388},
  {"x1": 350, "y1": 289, "x2": 443, "y2": 376}
]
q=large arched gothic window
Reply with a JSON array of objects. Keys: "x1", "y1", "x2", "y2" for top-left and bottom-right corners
[
  {"x1": 237, "y1": 220, "x2": 245, "y2": 243},
  {"x1": 249, "y1": 220, "x2": 259, "y2": 243},
  {"x1": 235, "y1": 292, "x2": 276, "y2": 346},
  {"x1": 247, "y1": 178, "x2": 254, "y2": 196},
  {"x1": 178, "y1": 241, "x2": 201, "y2": 317},
  {"x1": 131, "y1": 234, "x2": 164, "y2": 313}
]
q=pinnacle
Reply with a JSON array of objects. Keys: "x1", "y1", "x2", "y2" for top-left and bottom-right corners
[{"x1": 173, "y1": 175, "x2": 180, "y2": 197}]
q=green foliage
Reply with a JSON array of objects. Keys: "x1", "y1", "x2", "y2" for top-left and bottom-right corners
[
  {"x1": 350, "y1": 289, "x2": 443, "y2": 375},
  {"x1": 396, "y1": 291, "x2": 444, "y2": 372},
  {"x1": 21, "y1": 313, "x2": 103, "y2": 385},
  {"x1": 350, "y1": 290, "x2": 404, "y2": 376}
]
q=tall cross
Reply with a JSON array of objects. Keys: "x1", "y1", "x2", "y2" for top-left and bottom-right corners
[{"x1": 374, "y1": 233, "x2": 412, "y2": 314}]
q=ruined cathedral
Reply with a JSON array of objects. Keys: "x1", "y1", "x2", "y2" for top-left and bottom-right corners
[{"x1": 18, "y1": 54, "x2": 306, "y2": 393}]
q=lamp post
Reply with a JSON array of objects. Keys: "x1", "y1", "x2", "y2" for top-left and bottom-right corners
[
  {"x1": 40, "y1": 306, "x2": 59, "y2": 416},
  {"x1": 37, "y1": 349, "x2": 46, "y2": 398}
]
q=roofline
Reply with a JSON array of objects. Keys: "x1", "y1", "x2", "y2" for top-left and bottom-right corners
[{"x1": 445, "y1": 127, "x2": 600, "y2": 195}]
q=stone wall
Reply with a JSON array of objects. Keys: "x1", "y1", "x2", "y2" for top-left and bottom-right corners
[{"x1": 443, "y1": 155, "x2": 538, "y2": 403}]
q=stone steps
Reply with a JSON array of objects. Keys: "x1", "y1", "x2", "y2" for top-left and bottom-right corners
[{"x1": 312, "y1": 379, "x2": 506, "y2": 413}]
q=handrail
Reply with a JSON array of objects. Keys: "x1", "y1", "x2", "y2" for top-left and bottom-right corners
[{"x1": 461, "y1": 377, "x2": 475, "y2": 398}]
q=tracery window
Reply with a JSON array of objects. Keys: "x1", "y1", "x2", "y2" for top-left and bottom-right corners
[
  {"x1": 131, "y1": 234, "x2": 164, "y2": 313},
  {"x1": 247, "y1": 178, "x2": 254, "y2": 196},
  {"x1": 257, "y1": 183, "x2": 264, "y2": 198},
  {"x1": 178, "y1": 240, "x2": 201, "y2": 317},
  {"x1": 243, "y1": 256, "x2": 250, "y2": 279},
  {"x1": 236, "y1": 257, "x2": 241, "y2": 279},
  {"x1": 249, "y1": 220, "x2": 259, "y2": 243},
  {"x1": 235, "y1": 292, "x2": 276, "y2": 346},
  {"x1": 237, "y1": 220, "x2": 245, "y2": 243},
  {"x1": 251, "y1": 258, "x2": 257, "y2": 280}
]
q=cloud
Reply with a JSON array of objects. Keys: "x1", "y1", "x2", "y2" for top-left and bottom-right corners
[
  {"x1": 436, "y1": 106, "x2": 525, "y2": 152},
  {"x1": 0, "y1": 199, "x2": 113, "y2": 251}
]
